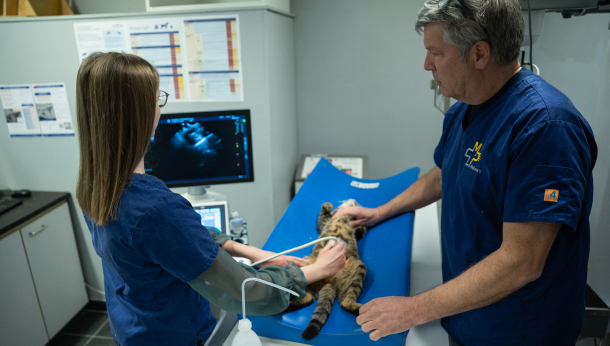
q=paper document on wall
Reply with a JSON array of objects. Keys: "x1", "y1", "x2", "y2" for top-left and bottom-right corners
[
  {"x1": 0, "y1": 83, "x2": 74, "y2": 137},
  {"x1": 0, "y1": 85, "x2": 40, "y2": 137},
  {"x1": 74, "y1": 22, "x2": 129, "y2": 62},
  {"x1": 184, "y1": 17, "x2": 243, "y2": 101},
  {"x1": 32, "y1": 83, "x2": 74, "y2": 136},
  {"x1": 128, "y1": 19, "x2": 187, "y2": 101},
  {"x1": 73, "y1": 15, "x2": 243, "y2": 102}
]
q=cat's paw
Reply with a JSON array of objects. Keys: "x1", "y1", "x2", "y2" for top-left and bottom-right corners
[
  {"x1": 342, "y1": 303, "x2": 362, "y2": 316},
  {"x1": 321, "y1": 202, "x2": 333, "y2": 214}
]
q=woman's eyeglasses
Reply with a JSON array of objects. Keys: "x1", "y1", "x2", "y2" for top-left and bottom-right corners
[{"x1": 158, "y1": 90, "x2": 170, "y2": 108}]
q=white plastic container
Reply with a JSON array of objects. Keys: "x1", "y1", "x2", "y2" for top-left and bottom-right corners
[
  {"x1": 232, "y1": 278, "x2": 299, "y2": 346},
  {"x1": 230, "y1": 211, "x2": 245, "y2": 235},
  {"x1": 231, "y1": 318, "x2": 262, "y2": 346}
]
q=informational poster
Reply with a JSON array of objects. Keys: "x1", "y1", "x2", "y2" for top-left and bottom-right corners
[
  {"x1": 301, "y1": 156, "x2": 364, "y2": 179},
  {"x1": 128, "y1": 19, "x2": 186, "y2": 101},
  {"x1": 0, "y1": 83, "x2": 74, "y2": 137},
  {"x1": 73, "y1": 15, "x2": 244, "y2": 103},
  {"x1": 74, "y1": 21, "x2": 129, "y2": 62},
  {"x1": 0, "y1": 85, "x2": 40, "y2": 137},
  {"x1": 32, "y1": 83, "x2": 74, "y2": 136},
  {"x1": 185, "y1": 17, "x2": 242, "y2": 101}
]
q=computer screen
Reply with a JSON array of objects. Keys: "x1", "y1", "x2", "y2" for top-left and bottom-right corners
[
  {"x1": 193, "y1": 202, "x2": 229, "y2": 234},
  {"x1": 145, "y1": 109, "x2": 254, "y2": 188}
]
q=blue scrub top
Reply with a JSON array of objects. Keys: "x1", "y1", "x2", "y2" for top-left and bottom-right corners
[
  {"x1": 434, "y1": 69, "x2": 597, "y2": 345},
  {"x1": 84, "y1": 174, "x2": 219, "y2": 346}
]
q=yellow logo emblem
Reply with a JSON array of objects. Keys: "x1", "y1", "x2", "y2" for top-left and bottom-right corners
[
  {"x1": 544, "y1": 189, "x2": 559, "y2": 202},
  {"x1": 464, "y1": 141, "x2": 483, "y2": 174}
]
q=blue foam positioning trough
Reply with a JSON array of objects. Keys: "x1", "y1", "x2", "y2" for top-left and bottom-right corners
[{"x1": 248, "y1": 159, "x2": 420, "y2": 345}]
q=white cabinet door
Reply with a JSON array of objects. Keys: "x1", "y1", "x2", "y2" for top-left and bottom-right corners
[
  {"x1": 21, "y1": 203, "x2": 89, "y2": 339},
  {"x1": 0, "y1": 231, "x2": 49, "y2": 346}
]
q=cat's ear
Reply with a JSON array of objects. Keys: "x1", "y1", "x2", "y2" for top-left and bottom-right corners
[{"x1": 321, "y1": 202, "x2": 333, "y2": 215}]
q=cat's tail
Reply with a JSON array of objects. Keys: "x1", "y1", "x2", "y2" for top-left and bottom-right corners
[{"x1": 302, "y1": 282, "x2": 336, "y2": 340}]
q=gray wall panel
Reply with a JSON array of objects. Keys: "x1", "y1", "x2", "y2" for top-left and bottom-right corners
[
  {"x1": 266, "y1": 11, "x2": 298, "y2": 224},
  {"x1": 0, "y1": 9, "x2": 295, "y2": 300}
]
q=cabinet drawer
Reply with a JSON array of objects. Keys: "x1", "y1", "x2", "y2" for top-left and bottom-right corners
[
  {"x1": 21, "y1": 203, "x2": 88, "y2": 339},
  {"x1": 0, "y1": 231, "x2": 49, "y2": 346}
]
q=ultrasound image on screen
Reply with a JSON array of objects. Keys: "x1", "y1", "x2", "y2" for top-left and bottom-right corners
[{"x1": 146, "y1": 115, "x2": 251, "y2": 185}]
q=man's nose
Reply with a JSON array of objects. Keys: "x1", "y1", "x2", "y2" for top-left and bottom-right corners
[{"x1": 424, "y1": 52, "x2": 434, "y2": 71}]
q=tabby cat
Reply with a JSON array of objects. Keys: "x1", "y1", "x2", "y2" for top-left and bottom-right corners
[{"x1": 286, "y1": 199, "x2": 367, "y2": 340}]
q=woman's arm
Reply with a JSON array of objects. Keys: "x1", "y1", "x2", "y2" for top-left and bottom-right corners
[{"x1": 188, "y1": 243, "x2": 346, "y2": 316}]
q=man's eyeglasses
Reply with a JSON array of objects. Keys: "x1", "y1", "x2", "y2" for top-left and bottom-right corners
[{"x1": 158, "y1": 90, "x2": 169, "y2": 108}]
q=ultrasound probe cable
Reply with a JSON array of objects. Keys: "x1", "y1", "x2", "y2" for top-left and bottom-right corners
[{"x1": 249, "y1": 236, "x2": 340, "y2": 267}]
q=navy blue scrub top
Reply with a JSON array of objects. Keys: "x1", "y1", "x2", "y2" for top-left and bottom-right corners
[
  {"x1": 434, "y1": 68, "x2": 597, "y2": 345},
  {"x1": 84, "y1": 174, "x2": 219, "y2": 346}
]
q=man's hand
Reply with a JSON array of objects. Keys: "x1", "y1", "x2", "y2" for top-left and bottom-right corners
[
  {"x1": 255, "y1": 252, "x2": 309, "y2": 268},
  {"x1": 357, "y1": 296, "x2": 421, "y2": 341},
  {"x1": 332, "y1": 205, "x2": 383, "y2": 228}
]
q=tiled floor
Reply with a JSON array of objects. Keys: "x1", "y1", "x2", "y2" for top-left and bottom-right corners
[{"x1": 48, "y1": 302, "x2": 115, "y2": 346}]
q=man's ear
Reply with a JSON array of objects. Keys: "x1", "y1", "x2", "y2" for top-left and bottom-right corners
[{"x1": 470, "y1": 41, "x2": 491, "y2": 70}]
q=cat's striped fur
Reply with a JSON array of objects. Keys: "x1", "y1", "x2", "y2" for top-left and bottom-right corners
[{"x1": 287, "y1": 199, "x2": 367, "y2": 341}]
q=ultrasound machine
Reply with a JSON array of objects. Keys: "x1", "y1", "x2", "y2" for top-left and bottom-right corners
[
  {"x1": 145, "y1": 109, "x2": 253, "y2": 240},
  {"x1": 144, "y1": 109, "x2": 255, "y2": 345}
]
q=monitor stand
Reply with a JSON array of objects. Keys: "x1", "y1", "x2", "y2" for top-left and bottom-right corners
[{"x1": 184, "y1": 186, "x2": 228, "y2": 203}]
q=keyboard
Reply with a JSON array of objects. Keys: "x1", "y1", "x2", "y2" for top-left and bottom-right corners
[{"x1": 0, "y1": 197, "x2": 23, "y2": 215}]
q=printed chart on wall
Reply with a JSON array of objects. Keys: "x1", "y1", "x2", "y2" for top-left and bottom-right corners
[
  {"x1": 0, "y1": 84, "x2": 74, "y2": 137},
  {"x1": 74, "y1": 15, "x2": 243, "y2": 102}
]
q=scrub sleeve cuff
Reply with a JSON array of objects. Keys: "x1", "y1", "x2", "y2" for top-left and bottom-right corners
[
  {"x1": 283, "y1": 262, "x2": 308, "y2": 301},
  {"x1": 209, "y1": 231, "x2": 232, "y2": 247},
  {"x1": 259, "y1": 262, "x2": 307, "y2": 301}
]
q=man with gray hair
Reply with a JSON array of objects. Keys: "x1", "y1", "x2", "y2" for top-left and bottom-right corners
[{"x1": 335, "y1": 0, "x2": 597, "y2": 344}]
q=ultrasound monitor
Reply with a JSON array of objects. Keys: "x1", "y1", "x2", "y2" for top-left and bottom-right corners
[
  {"x1": 145, "y1": 109, "x2": 254, "y2": 197},
  {"x1": 192, "y1": 201, "x2": 230, "y2": 235}
]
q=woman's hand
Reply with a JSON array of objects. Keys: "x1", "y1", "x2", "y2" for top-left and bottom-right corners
[
  {"x1": 313, "y1": 242, "x2": 349, "y2": 278},
  {"x1": 256, "y1": 251, "x2": 310, "y2": 268},
  {"x1": 299, "y1": 242, "x2": 349, "y2": 284}
]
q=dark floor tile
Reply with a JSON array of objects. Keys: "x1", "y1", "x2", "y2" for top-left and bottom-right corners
[
  {"x1": 62, "y1": 310, "x2": 109, "y2": 336},
  {"x1": 97, "y1": 320, "x2": 113, "y2": 338},
  {"x1": 47, "y1": 334, "x2": 90, "y2": 346},
  {"x1": 86, "y1": 337, "x2": 117, "y2": 346}
]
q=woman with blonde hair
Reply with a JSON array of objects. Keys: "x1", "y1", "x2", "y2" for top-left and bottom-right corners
[{"x1": 76, "y1": 52, "x2": 347, "y2": 346}]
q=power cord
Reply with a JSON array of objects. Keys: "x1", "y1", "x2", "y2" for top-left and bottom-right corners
[
  {"x1": 85, "y1": 283, "x2": 105, "y2": 296},
  {"x1": 527, "y1": 0, "x2": 533, "y2": 72}
]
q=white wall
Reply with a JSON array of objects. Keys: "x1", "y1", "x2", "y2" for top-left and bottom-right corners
[
  {"x1": 588, "y1": 31, "x2": 610, "y2": 309},
  {"x1": 293, "y1": 1, "x2": 610, "y2": 304},
  {"x1": 292, "y1": 0, "x2": 444, "y2": 179},
  {"x1": 522, "y1": 13, "x2": 610, "y2": 307}
]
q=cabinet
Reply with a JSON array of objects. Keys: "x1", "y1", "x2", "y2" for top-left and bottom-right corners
[{"x1": 0, "y1": 202, "x2": 88, "y2": 345}]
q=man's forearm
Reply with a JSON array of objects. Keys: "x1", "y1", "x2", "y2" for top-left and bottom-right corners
[
  {"x1": 378, "y1": 166, "x2": 442, "y2": 220},
  {"x1": 411, "y1": 247, "x2": 540, "y2": 325}
]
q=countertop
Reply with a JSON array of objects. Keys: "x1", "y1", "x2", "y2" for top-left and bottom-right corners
[{"x1": 0, "y1": 190, "x2": 71, "y2": 238}]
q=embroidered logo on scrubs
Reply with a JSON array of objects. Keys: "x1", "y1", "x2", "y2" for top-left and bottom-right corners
[
  {"x1": 464, "y1": 141, "x2": 483, "y2": 174},
  {"x1": 544, "y1": 189, "x2": 559, "y2": 202}
]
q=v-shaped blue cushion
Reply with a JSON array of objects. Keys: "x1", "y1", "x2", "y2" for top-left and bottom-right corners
[{"x1": 248, "y1": 159, "x2": 419, "y2": 345}]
